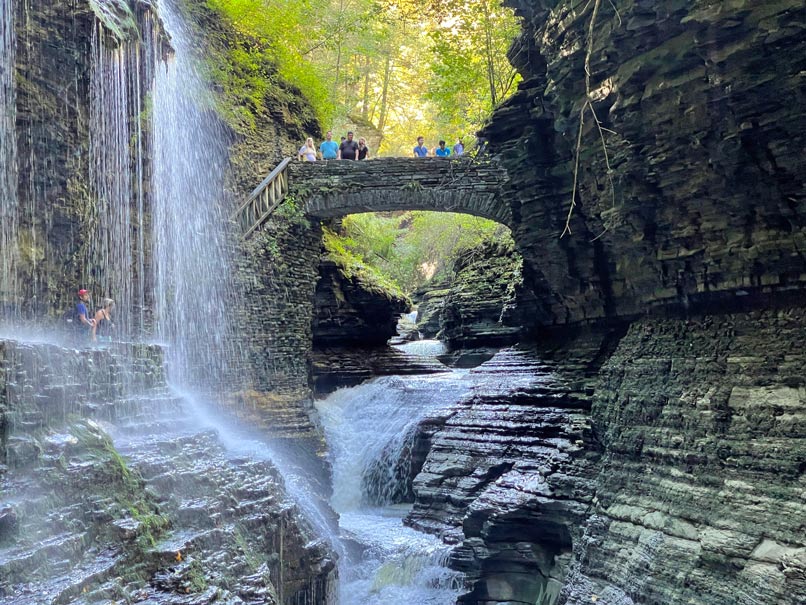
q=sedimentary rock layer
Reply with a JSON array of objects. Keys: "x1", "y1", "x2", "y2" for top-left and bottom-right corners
[
  {"x1": 313, "y1": 258, "x2": 410, "y2": 347},
  {"x1": 561, "y1": 309, "x2": 806, "y2": 605},
  {"x1": 486, "y1": 0, "x2": 806, "y2": 325}
]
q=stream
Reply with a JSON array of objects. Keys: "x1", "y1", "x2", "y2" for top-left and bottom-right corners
[{"x1": 315, "y1": 345, "x2": 470, "y2": 604}]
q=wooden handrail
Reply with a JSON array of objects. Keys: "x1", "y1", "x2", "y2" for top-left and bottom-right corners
[{"x1": 232, "y1": 157, "x2": 293, "y2": 238}]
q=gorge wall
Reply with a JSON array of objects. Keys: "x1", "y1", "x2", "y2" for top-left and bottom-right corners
[
  {"x1": 487, "y1": 0, "x2": 805, "y2": 325},
  {"x1": 400, "y1": 1, "x2": 806, "y2": 603}
]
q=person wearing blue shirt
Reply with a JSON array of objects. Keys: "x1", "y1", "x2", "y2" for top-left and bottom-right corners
[
  {"x1": 319, "y1": 130, "x2": 339, "y2": 160},
  {"x1": 73, "y1": 288, "x2": 95, "y2": 340},
  {"x1": 413, "y1": 136, "x2": 429, "y2": 158},
  {"x1": 453, "y1": 139, "x2": 464, "y2": 156},
  {"x1": 435, "y1": 140, "x2": 451, "y2": 157}
]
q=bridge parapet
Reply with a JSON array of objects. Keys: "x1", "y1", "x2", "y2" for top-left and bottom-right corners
[{"x1": 288, "y1": 157, "x2": 511, "y2": 225}]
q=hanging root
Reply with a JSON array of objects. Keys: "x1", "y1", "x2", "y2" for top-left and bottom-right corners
[{"x1": 561, "y1": 0, "x2": 619, "y2": 239}]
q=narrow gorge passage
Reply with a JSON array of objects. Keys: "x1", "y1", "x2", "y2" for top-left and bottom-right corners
[{"x1": 1, "y1": 0, "x2": 804, "y2": 603}]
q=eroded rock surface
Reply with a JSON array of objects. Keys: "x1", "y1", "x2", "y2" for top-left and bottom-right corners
[
  {"x1": 405, "y1": 335, "x2": 614, "y2": 603},
  {"x1": 313, "y1": 259, "x2": 410, "y2": 348},
  {"x1": 561, "y1": 310, "x2": 806, "y2": 605},
  {"x1": 0, "y1": 340, "x2": 337, "y2": 604},
  {"x1": 487, "y1": 0, "x2": 806, "y2": 324}
]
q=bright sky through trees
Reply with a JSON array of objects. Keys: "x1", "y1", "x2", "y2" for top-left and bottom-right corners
[{"x1": 206, "y1": 0, "x2": 522, "y2": 155}]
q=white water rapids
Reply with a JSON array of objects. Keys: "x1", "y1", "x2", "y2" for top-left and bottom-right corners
[{"x1": 316, "y1": 361, "x2": 473, "y2": 604}]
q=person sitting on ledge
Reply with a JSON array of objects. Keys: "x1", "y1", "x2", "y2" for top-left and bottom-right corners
[{"x1": 92, "y1": 298, "x2": 115, "y2": 343}]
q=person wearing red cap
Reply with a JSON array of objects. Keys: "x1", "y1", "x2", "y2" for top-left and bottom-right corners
[{"x1": 75, "y1": 289, "x2": 95, "y2": 337}]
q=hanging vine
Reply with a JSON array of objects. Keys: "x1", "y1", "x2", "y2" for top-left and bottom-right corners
[{"x1": 561, "y1": 0, "x2": 621, "y2": 239}]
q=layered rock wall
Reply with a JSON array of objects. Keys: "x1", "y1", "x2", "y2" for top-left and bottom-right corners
[
  {"x1": 0, "y1": 339, "x2": 337, "y2": 604},
  {"x1": 313, "y1": 258, "x2": 410, "y2": 347},
  {"x1": 234, "y1": 216, "x2": 324, "y2": 438},
  {"x1": 561, "y1": 310, "x2": 805, "y2": 605},
  {"x1": 487, "y1": 0, "x2": 806, "y2": 325},
  {"x1": 439, "y1": 240, "x2": 531, "y2": 349}
]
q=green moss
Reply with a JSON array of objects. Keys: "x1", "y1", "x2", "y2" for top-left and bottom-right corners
[
  {"x1": 89, "y1": 0, "x2": 139, "y2": 41},
  {"x1": 70, "y1": 420, "x2": 169, "y2": 549},
  {"x1": 322, "y1": 227, "x2": 410, "y2": 304},
  {"x1": 178, "y1": 0, "x2": 324, "y2": 136}
]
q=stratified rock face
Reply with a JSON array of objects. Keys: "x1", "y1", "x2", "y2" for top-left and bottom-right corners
[
  {"x1": 235, "y1": 217, "x2": 325, "y2": 440},
  {"x1": 561, "y1": 310, "x2": 806, "y2": 605},
  {"x1": 0, "y1": 339, "x2": 337, "y2": 604},
  {"x1": 405, "y1": 312, "x2": 806, "y2": 604},
  {"x1": 440, "y1": 241, "x2": 532, "y2": 349},
  {"x1": 312, "y1": 258, "x2": 410, "y2": 347},
  {"x1": 311, "y1": 345, "x2": 446, "y2": 395},
  {"x1": 415, "y1": 278, "x2": 451, "y2": 339},
  {"x1": 486, "y1": 0, "x2": 806, "y2": 325},
  {"x1": 405, "y1": 335, "x2": 614, "y2": 603}
]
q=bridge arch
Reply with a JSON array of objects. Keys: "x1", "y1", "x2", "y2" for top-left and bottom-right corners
[{"x1": 287, "y1": 157, "x2": 512, "y2": 226}]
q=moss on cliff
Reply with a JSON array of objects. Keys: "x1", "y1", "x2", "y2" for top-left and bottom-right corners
[{"x1": 322, "y1": 226, "x2": 409, "y2": 304}]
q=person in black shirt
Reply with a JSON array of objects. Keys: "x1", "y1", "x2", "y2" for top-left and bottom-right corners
[
  {"x1": 357, "y1": 137, "x2": 370, "y2": 160},
  {"x1": 338, "y1": 131, "x2": 359, "y2": 160}
]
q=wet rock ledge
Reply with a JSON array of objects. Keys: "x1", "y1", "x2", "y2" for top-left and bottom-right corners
[{"x1": 0, "y1": 340, "x2": 336, "y2": 604}]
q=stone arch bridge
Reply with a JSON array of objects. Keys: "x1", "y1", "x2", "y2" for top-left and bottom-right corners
[{"x1": 233, "y1": 157, "x2": 511, "y2": 238}]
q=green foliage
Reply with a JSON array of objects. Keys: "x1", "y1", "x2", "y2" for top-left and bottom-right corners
[
  {"x1": 322, "y1": 225, "x2": 408, "y2": 300},
  {"x1": 90, "y1": 0, "x2": 138, "y2": 41},
  {"x1": 193, "y1": 0, "x2": 521, "y2": 152},
  {"x1": 330, "y1": 211, "x2": 513, "y2": 294},
  {"x1": 275, "y1": 195, "x2": 310, "y2": 227},
  {"x1": 204, "y1": 0, "x2": 334, "y2": 127}
]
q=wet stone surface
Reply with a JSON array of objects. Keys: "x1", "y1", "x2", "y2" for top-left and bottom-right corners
[{"x1": 0, "y1": 338, "x2": 337, "y2": 605}]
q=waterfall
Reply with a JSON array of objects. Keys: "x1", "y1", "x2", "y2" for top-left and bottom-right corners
[
  {"x1": 0, "y1": 0, "x2": 18, "y2": 317},
  {"x1": 89, "y1": 24, "x2": 137, "y2": 336},
  {"x1": 316, "y1": 374, "x2": 471, "y2": 604},
  {"x1": 151, "y1": 0, "x2": 242, "y2": 392}
]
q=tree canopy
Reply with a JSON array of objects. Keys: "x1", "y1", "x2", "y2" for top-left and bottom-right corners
[{"x1": 204, "y1": 0, "x2": 522, "y2": 153}]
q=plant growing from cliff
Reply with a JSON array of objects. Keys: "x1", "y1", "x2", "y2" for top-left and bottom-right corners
[{"x1": 562, "y1": 0, "x2": 621, "y2": 239}]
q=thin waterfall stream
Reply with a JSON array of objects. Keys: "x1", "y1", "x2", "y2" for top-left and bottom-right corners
[{"x1": 0, "y1": 0, "x2": 18, "y2": 316}]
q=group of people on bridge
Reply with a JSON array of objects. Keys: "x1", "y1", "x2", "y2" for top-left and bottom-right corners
[
  {"x1": 413, "y1": 136, "x2": 464, "y2": 158},
  {"x1": 298, "y1": 131, "x2": 466, "y2": 161},
  {"x1": 299, "y1": 130, "x2": 370, "y2": 161}
]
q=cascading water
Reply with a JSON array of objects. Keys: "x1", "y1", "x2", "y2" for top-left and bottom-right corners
[
  {"x1": 88, "y1": 18, "x2": 146, "y2": 336},
  {"x1": 151, "y1": 0, "x2": 242, "y2": 392},
  {"x1": 0, "y1": 0, "x2": 18, "y2": 317},
  {"x1": 316, "y1": 372, "x2": 473, "y2": 604}
]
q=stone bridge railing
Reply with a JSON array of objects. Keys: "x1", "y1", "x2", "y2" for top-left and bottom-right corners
[{"x1": 288, "y1": 157, "x2": 511, "y2": 225}]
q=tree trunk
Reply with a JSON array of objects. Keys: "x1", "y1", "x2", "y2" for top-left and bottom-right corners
[
  {"x1": 361, "y1": 55, "x2": 371, "y2": 120},
  {"x1": 377, "y1": 53, "x2": 392, "y2": 144}
]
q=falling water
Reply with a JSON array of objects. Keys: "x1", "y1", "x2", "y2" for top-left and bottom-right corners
[
  {"x1": 89, "y1": 23, "x2": 135, "y2": 335},
  {"x1": 152, "y1": 0, "x2": 241, "y2": 391},
  {"x1": 316, "y1": 374, "x2": 472, "y2": 604},
  {"x1": 0, "y1": 0, "x2": 18, "y2": 317}
]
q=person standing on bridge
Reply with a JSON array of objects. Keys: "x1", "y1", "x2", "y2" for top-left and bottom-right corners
[
  {"x1": 357, "y1": 137, "x2": 370, "y2": 160},
  {"x1": 453, "y1": 139, "x2": 464, "y2": 156},
  {"x1": 298, "y1": 137, "x2": 317, "y2": 162},
  {"x1": 338, "y1": 131, "x2": 359, "y2": 160},
  {"x1": 434, "y1": 140, "x2": 451, "y2": 157},
  {"x1": 413, "y1": 136, "x2": 429, "y2": 158},
  {"x1": 319, "y1": 131, "x2": 338, "y2": 160}
]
